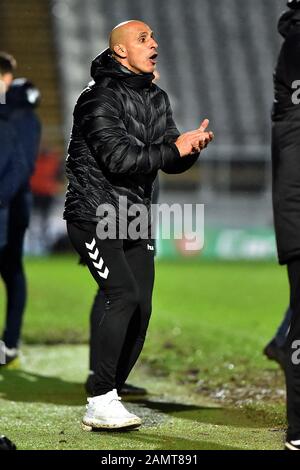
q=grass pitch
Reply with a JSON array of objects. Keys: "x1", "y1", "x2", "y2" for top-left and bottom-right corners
[{"x1": 0, "y1": 256, "x2": 289, "y2": 450}]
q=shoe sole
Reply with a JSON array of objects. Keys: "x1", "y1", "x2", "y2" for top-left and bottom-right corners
[
  {"x1": 81, "y1": 418, "x2": 142, "y2": 432},
  {"x1": 285, "y1": 442, "x2": 300, "y2": 451}
]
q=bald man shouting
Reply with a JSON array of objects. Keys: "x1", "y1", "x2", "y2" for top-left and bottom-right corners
[{"x1": 64, "y1": 20, "x2": 213, "y2": 431}]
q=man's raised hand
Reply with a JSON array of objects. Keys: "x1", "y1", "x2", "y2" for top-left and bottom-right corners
[{"x1": 175, "y1": 119, "x2": 214, "y2": 157}]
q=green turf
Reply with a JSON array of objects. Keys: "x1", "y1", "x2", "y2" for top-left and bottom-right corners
[
  {"x1": 0, "y1": 256, "x2": 289, "y2": 378},
  {"x1": 0, "y1": 346, "x2": 285, "y2": 450},
  {"x1": 0, "y1": 256, "x2": 289, "y2": 449}
]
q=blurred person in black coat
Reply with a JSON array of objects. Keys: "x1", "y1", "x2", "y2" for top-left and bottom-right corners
[
  {"x1": 0, "y1": 73, "x2": 41, "y2": 367},
  {"x1": 0, "y1": 53, "x2": 24, "y2": 256},
  {"x1": 271, "y1": 0, "x2": 300, "y2": 451},
  {"x1": 0, "y1": 54, "x2": 30, "y2": 264}
]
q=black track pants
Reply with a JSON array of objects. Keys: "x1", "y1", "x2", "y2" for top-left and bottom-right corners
[
  {"x1": 67, "y1": 221, "x2": 155, "y2": 396},
  {"x1": 285, "y1": 259, "x2": 300, "y2": 439}
]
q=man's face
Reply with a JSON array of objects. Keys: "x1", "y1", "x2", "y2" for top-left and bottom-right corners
[{"x1": 121, "y1": 23, "x2": 158, "y2": 74}]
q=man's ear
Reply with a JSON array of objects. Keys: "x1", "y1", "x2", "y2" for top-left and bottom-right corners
[{"x1": 113, "y1": 44, "x2": 127, "y2": 58}]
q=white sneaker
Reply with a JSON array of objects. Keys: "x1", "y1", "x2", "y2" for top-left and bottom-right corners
[{"x1": 81, "y1": 389, "x2": 142, "y2": 431}]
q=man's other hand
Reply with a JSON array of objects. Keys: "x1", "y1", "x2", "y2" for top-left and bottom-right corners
[{"x1": 175, "y1": 119, "x2": 214, "y2": 157}]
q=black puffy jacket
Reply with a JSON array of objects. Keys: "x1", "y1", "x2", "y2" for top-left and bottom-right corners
[
  {"x1": 272, "y1": 10, "x2": 300, "y2": 264},
  {"x1": 273, "y1": 9, "x2": 300, "y2": 122},
  {"x1": 63, "y1": 48, "x2": 199, "y2": 224}
]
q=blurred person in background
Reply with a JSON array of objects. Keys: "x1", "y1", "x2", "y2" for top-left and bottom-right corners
[
  {"x1": 271, "y1": 0, "x2": 300, "y2": 450},
  {"x1": 64, "y1": 20, "x2": 213, "y2": 431},
  {"x1": 0, "y1": 52, "x2": 29, "y2": 364},
  {"x1": 0, "y1": 52, "x2": 22, "y2": 452},
  {"x1": 263, "y1": 305, "x2": 292, "y2": 368},
  {"x1": 0, "y1": 53, "x2": 18, "y2": 258},
  {"x1": 0, "y1": 64, "x2": 41, "y2": 367}
]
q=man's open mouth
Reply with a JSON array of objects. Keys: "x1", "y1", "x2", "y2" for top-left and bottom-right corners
[{"x1": 149, "y1": 53, "x2": 158, "y2": 64}]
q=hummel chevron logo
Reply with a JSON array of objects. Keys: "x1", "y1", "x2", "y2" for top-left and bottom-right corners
[
  {"x1": 88, "y1": 248, "x2": 99, "y2": 260},
  {"x1": 85, "y1": 238, "x2": 109, "y2": 279},
  {"x1": 93, "y1": 258, "x2": 104, "y2": 270},
  {"x1": 85, "y1": 238, "x2": 96, "y2": 251},
  {"x1": 98, "y1": 266, "x2": 109, "y2": 279}
]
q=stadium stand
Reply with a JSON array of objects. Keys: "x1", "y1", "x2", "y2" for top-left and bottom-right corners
[
  {"x1": 50, "y1": 0, "x2": 285, "y2": 227},
  {"x1": 0, "y1": 0, "x2": 64, "y2": 151}
]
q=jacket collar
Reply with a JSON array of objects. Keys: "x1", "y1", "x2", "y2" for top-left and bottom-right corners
[{"x1": 91, "y1": 48, "x2": 154, "y2": 90}]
